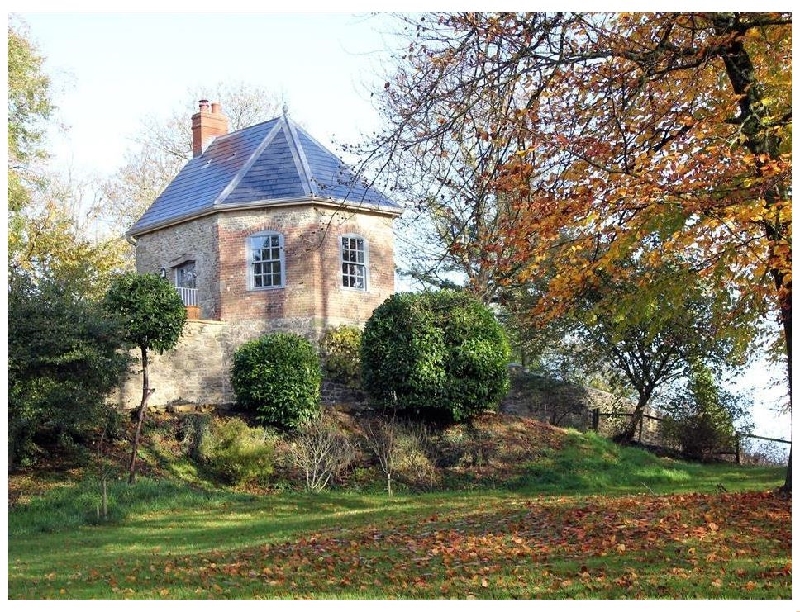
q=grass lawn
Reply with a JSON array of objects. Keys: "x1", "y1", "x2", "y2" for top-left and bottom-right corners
[{"x1": 8, "y1": 427, "x2": 790, "y2": 600}]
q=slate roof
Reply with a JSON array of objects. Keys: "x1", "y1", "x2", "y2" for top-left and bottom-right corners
[{"x1": 128, "y1": 114, "x2": 400, "y2": 237}]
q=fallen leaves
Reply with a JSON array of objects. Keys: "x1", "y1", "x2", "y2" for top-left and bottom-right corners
[{"x1": 10, "y1": 490, "x2": 790, "y2": 599}]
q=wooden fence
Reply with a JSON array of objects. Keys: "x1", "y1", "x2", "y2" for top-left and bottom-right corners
[{"x1": 590, "y1": 409, "x2": 791, "y2": 465}]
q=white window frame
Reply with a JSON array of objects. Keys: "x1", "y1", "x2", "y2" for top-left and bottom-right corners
[
  {"x1": 247, "y1": 231, "x2": 285, "y2": 290},
  {"x1": 174, "y1": 260, "x2": 197, "y2": 289},
  {"x1": 340, "y1": 234, "x2": 368, "y2": 291}
]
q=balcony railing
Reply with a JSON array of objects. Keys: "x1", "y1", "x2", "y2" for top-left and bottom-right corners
[{"x1": 176, "y1": 286, "x2": 197, "y2": 307}]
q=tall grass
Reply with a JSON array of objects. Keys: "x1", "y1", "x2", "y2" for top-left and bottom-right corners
[{"x1": 8, "y1": 477, "x2": 245, "y2": 536}]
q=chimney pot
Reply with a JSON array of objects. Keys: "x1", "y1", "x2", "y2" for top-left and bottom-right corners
[
  {"x1": 198, "y1": 99, "x2": 209, "y2": 111},
  {"x1": 211, "y1": 102, "x2": 221, "y2": 114}
]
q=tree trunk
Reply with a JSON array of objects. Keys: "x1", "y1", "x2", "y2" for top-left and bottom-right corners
[
  {"x1": 716, "y1": 15, "x2": 792, "y2": 492},
  {"x1": 780, "y1": 446, "x2": 791, "y2": 494},
  {"x1": 101, "y1": 477, "x2": 108, "y2": 520},
  {"x1": 615, "y1": 393, "x2": 649, "y2": 444},
  {"x1": 128, "y1": 346, "x2": 151, "y2": 484}
]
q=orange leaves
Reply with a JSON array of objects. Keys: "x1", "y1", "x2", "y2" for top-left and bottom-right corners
[{"x1": 26, "y1": 489, "x2": 790, "y2": 599}]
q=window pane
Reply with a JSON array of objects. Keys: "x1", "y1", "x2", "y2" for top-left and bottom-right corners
[
  {"x1": 341, "y1": 236, "x2": 366, "y2": 290},
  {"x1": 250, "y1": 233, "x2": 285, "y2": 289},
  {"x1": 175, "y1": 261, "x2": 196, "y2": 289}
]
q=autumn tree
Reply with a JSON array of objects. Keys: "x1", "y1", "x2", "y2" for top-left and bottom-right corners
[
  {"x1": 371, "y1": 12, "x2": 791, "y2": 489},
  {"x1": 10, "y1": 170, "x2": 130, "y2": 297},
  {"x1": 8, "y1": 17, "x2": 128, "y2": 295},
  {"x1": 370, "y1": 57, "x2": 531, "y2": 302},
  {"x1": 103, "y1": 272, "x2": 187, "y2": 483}
]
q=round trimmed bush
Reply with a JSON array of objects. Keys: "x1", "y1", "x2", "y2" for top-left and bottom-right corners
[
  {"x1": 231, "y1": 333, "x2": 322, "y2": 429},
  {"x1": 361, "y1": 290, "x2": 511, "y2": 423}
]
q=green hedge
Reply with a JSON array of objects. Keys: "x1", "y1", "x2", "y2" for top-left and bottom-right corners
[
  {"x1": 361, "y1": 290, "x2": 510, "y2": 423},
  {"x1": 231, "y1": 333, "x2": 321, "y2": 429}
]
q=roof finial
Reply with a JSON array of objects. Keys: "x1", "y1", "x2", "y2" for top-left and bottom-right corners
[{"x1": 282, "y1": 102, "x2": 289, "y2": 118}]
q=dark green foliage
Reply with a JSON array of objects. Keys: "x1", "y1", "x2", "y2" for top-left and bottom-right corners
[
  {"x1": 102, "y1": 271, "x2": 187, "y2": 483},
  {"x1": 231, "y1": 333, "x2": 322, "y2": 429},
  {"x1": 661, "y1": 362, "x2": 753, "y2": 462},
  {"x1": 361, "y1": 290, "x2": 511, "y2": 423},
  {"x1": 8, "y1": 270, "x2": 129, "y2": 468},
  {"x1": 197, "y1": 417, "x2": 275, "y2": 486},
  {"x1": 102, "y1": 272, "x2": 187, "y2": 354},
  {"x1": 319, "y1": 325, "x2": 363, "y2": 387}
]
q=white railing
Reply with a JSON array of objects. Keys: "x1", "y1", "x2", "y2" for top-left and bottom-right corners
[{"x1": 176, "y1": 286, "x2": 197, "y2": 307}]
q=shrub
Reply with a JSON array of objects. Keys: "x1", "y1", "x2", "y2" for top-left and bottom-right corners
[
  {"x1": 319, "y1": 325, "x2": 362, "y2": 387},
  {"x1": 198, "y1": 417, "x2": 275, "y2": 485},
  {"x1": 362, "y1": 417, "x2": 438, "y2": 495},
  {"x1": 361, "y1": 290, "x2": 511, "y2": 423},
  {"x1": 231, "y1": 333, "x2": 322, "y2": 429},
  {"x1": 661, "y1": 362, "x2": 752, "y2": 461},
  {"x1": 8, "y1": 270, "x2": 130, "y2": 468},
  {"x1": 289, "y1": 412, "x2": 356, "y2": 492},
  {"x1": 177, "y1": 413, "x2": 212, "y2": 461}
]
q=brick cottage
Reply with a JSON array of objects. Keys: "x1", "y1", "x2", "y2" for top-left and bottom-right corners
[{"x1": 117, "y1": 101, "x2": 401, "y2": 408}]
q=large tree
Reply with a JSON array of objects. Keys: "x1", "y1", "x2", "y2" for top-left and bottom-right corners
[
  {"x1": 8, "y1": 17, "x2": 128, "y2": 295},
  {"x1": 8, "y1": 269, "x2": 129, "y2": 469},
  {"x1": 10, "y1": 170, "x2": 130, "y2": 296},
  {"x1": 567, "y1": 256, "x2": 755, "y2": 443},
  {"x1": 371, "y1": 12, "x2": 791, "y2": 488}
]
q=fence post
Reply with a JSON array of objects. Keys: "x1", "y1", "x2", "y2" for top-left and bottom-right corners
[{"x1": 735, "y1": 433, "x2": 741, "y2": 465}]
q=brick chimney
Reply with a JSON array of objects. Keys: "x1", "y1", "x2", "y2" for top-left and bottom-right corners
[{"x1": 191, "y1": 99, "x2": 228, "y2": 157}]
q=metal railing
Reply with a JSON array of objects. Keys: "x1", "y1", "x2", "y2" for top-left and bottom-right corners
[{"x1": 176, "y1": 286, "x2": 197, "y2": 307}]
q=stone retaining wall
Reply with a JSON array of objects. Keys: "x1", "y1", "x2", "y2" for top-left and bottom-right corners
[
  {"x1": 116, "y1": 320, "x2": 373, "y2": 411},
  {"x1": 115, "y1": 318, "x2": 326, "y2": 409}
]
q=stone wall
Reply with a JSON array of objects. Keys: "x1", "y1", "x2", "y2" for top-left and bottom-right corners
[
  {"x1": 114, "y1": 318, "x2": 329, "y2": 409},
  {"x1": 115, "y1": 319, "x2": 381, "y2": 410},
  {"x1": 134, "y1": 215, "x2": 220, "y2": 320}
]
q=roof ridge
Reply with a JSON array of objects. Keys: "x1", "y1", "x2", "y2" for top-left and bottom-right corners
[
  {"x1": 282, "y1": 115, "x2": 314, "y2": 197},
  {"x1": 215, "y1": 119, "x2": 282, "y2": 205},
  {"x1": 285, "y1": 117, "x2": 374, "y2": 205}
]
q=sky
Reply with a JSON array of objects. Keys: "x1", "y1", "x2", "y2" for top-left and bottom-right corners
[
  {"x1": 9, "y1": 7, "x2": 794, "y2": 445},
  {"x1": 15, "y1": 10, "x2": 399, "y2": 176}
]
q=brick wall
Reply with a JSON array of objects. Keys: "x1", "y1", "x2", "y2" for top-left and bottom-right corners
[
  {"x1": 133, "y1": 202, "x2": 396, "y2": 328},
  {"x1": 216, "y1": 204, "x2": 395, "y2": 328}
]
